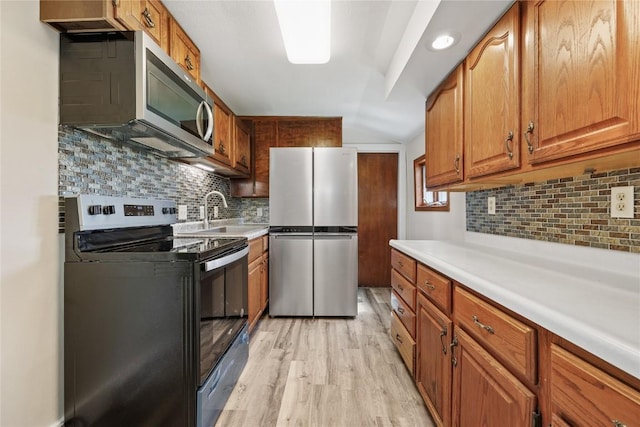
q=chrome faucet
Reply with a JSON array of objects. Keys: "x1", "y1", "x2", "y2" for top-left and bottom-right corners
[{"x1": 203, "y1": 190, "x2": 229, "y2": 229}]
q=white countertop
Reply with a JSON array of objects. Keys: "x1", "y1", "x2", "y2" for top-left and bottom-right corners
[{"x1": 389, "y1": 239, "x2": 640, "y2": 379}]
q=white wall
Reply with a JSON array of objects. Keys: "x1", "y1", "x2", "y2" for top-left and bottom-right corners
[
  {"x1": 404, "y1": 131, "x2": 466, "y2": 241},
  {"x1": 1, "y1": 2, "x2": 62, "y2": 426}
]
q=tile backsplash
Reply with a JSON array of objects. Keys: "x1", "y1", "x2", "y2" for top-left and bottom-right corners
[
  {"x1": 58, "y1": 126, "x2": 268, "y2": 232},
  {"x1": 466, "y1": 168, "x2": 640, "y2": 253}
]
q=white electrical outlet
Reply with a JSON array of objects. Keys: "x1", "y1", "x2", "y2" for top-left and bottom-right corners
[
  {"x1": 487, "y1": 197, "x2": 496, "y2": 215},
  {"x1": 178, "y1": 205, "x2": 188, "y2": 220},
  {"x1": 213, "y1": 206, "x2": 219, "y2": 218},
  {"x1": 199, "y1": 206, "x2": 205, "y2": 220},
  {"x1": 257, "y1": 207, "x2": 263, "y2": 217},
  {"x1": 611, "y1": 186, "x2": 634, "y2": 218}
]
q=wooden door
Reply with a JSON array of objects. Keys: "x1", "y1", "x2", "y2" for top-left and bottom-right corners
[
  {"x1": 416, "y1": 293, "x2": 452, "y2": 427},
  {"x1": 464, "y1": 3, "x2": 520, "y2": 179},
  {"x1": 522, "y1": 0, "x2": 640, "y2": 164},
  {"x1": 357, "y1": 153, "x2": 398, "y2": 287},
  {"x1": 452, "y1": 327, "x2": 536, "y2": 427},
  {"x1": 426, "y1": 64, "x2": 464, "y2": 188},
  {"x1": 233, "y1": 117, "x2": 251, "y2": 175}
]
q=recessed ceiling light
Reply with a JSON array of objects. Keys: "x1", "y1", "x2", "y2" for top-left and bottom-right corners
[
  {"x1": 274, "y1": 0, "x2": 331, "y2": 64},
  {"x1": 431, "y1": 34, "x2": 456, "y2": 50}
]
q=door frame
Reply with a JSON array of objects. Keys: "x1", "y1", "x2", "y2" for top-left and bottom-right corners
[{"x1": 344, "y1": 143, "x2": 407, "y2": 240}]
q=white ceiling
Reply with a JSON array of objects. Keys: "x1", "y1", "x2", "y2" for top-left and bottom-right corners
[{"x1": 163, "y1": 0, "x2": 514, "y2": 144}]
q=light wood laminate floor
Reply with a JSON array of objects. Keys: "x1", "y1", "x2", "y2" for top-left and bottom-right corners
[{"x1": 215, "y1": 287, "x2": 434, "y2": 427}]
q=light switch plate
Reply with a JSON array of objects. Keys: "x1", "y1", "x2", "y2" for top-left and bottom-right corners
[
  {"x1": 178, "y1": 205, "x2": 188, "y2": 220},
  {"x1": 611, "y1": 186, "x2": 634, "y2": 218},
  {"x1": 257, "y1": 207, "x2": 263, "y2": 217}
]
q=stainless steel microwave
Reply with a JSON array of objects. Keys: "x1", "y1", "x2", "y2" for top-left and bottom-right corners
[{"x1": 59, "y1": 31, "x2": 215, "y2": 158}]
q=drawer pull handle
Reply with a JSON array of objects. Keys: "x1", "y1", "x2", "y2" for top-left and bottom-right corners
[
  {"x1": 397, "y1": 284, "x2": 403, "y2": 291},
  {"x1": 142, "y1": 7, "x2": 155, "y2": 28},
  {"x1": 397, "y1": 307, "x2": 405, "y2": 314},
  {"x1": 395, "y1": 334, "x2": 403, "y2": 344},
  {"x1": 472, "y1": 315, "x2": 495, "y2": 334},
  {"x1": 424, "y1": 280, "x2": 436, "y2": 290},
  {"x1": 439, "y1": 328, "x2": 447, "y2": 355},
  {"x1": 524, "y1": 121, "x2": 535, "y2": 154},
  {"x1": 454, "y1": 154, "x2": 460, "y2": 174},
  {"x1": 504, "y1": 130, "x2": 514, "y2": 159},
  {"x1": 612, "y1": 421, "x2": 627, "y2": 427}
]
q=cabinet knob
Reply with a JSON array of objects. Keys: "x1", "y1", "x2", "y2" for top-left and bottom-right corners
[
  {"x1": 472, "y1": 315, "x2": 495, "y2": 334},
  {"x1": 142, "y1": 7, "x2": 155, "y2": 28},
  {"x1": 524, "y1": 121, "x2": 535, "y2": 154},
  {"x1": 504, "y1": 130, "x2": 514, "y2": 160},
  {"x1": 185, "y1": 54, "x2": 194, "y2": 71}
]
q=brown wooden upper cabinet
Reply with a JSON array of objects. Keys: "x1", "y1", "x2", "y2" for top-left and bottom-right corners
[
  {"x1": 425, "y1": 64, "x2": 464, "y2": 188},
  {"x1": 521, "y1": 0, "x2": 640, "y2": 164},
  {"x1": 233, "y1": 117, "x2": 251, "y2": 176},
  {"x1": 464, "y1": 3, "x2": 520, "y2": 179},
  {"x1": 169, "y1": 18, "x2": 200, "y2": 83},
  {"x1": 231, "y1": 117, "x2": 342, "y2": 197},
  {"x1": 212, "y1": 101, "x2": 233, "y2": 167},
  {"x1": 425, "y1": 0, "x2": 640, "y2": 191},
  {"x1": 41, "y1": 0, "x2": 169, "y2": 51}
]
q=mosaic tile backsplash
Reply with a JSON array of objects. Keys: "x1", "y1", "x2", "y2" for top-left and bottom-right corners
[
  {"x1": 58, "y1": 126, "x2": 269, "y2": 232},
  {"x1": 466, "y1": 168, "x2": 640, "y2": 253}
]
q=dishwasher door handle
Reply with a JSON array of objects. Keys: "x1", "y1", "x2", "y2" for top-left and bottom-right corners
[{"x1": 272, "y1": 234, "x2": 313, "y2": 239}]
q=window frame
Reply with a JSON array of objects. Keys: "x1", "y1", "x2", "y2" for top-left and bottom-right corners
[{"x1": 414, "y1": 155, "x2": 450, "y2": 212}]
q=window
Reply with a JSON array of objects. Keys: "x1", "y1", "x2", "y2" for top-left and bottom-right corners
[{"x1": 414, "y1": 155, "x2": 449, "y2": 211}]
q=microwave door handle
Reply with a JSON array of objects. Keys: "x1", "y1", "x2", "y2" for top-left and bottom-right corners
[
  {"x1": 203, "y1": 102, "x2": 213, "y2": 142},
  {"x1": 195, "y1": 101, "x2": 205, "y2": 139}
]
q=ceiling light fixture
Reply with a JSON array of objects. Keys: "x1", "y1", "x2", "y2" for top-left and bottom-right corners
[
  {"x1": 274, "y1": 0, "x2": 331, "y2": 64},
  {"x1": 431, "y1": 34, "x2": 456, "y2": 50}
]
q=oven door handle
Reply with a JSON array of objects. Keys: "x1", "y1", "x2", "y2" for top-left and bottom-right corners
[{"x1": 202, "y1": 246, "x2": 249, "y2": 272}]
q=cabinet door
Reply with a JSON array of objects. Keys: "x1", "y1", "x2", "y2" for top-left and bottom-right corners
[
  {"x1": 233, "y1": 117, "x2": 251, "y2": 175},
  {"x1": 522, "y1": 0, "x2": 640, "y2": 164},
  {"x1": 550, "y1": 344, "x2": 640, "y2": 427},
  {"x1": 252, "y1": 120, "x2": 277, "y2": 197},
  {"x1": 212, "y1": 102, "x2": 233, "y2": 166},
  {"x1": 416, "y1": 293, "x2": 452, "y2": 427},
  {"x1": 247, "y1": 257, "x2": 262, "y2": 332},
  {"x1": 169, "y1": 18, "x2": 200, "y2": 83},
  {"x1": 113, "y1": 1, "x2": 167, "y2": 50},
  {"x1": 464, "y1": 3, "x2": 520, "y2": 178},
  {"x1": 452, "y1": 328, "x2": 536, "y2": 427},
  {"x1": 277, "y1": 119, "x2": 342, "y2": 147},
  {"x1": 425, "y1": 64, "x2": 464, "y2": 187},
  {"x1": 260, "y1": 253, "x2": 269, "y2": 310}
]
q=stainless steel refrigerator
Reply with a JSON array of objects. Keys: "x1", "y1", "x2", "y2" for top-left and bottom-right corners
[{"x1": 269, "y1": 147, "x2": 358, "y2": 317}]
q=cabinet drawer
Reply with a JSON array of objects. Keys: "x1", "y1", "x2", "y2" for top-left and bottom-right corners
[
  {"x1": 248, "y1": 238, "x2": 263, "y2": 263},
  {"x1": 391, "y1": 249, "x2": 416, "y2": 283},
  {"x1": 454, "y1": 287, "x2": 537, "y2": 383},
  {"x1": 551, "y1": 345, "x2": 640, "y2": 427},
  {"x1": 417, "y1": 263, "x2": 452, "y2": 314},
  {"x1": 391, "y1": 268, "x2": 416, "y2": 311},
  {"x1": 391, "y1": 312, "x2": 415, "y2": 375},
  {"x1": 391, "y1": 290, "x2": 415, "y2": 338}
]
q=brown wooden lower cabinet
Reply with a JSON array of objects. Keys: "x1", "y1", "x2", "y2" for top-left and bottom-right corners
[
  {"x1": 390, "y1": 247, "x2": 640, "y2": 427},
  {"x1": 550, "y1": 344, "x2": 640, "y2": 427},
  {"x1": 247, "y1": 235, "x2": 269, "y2": 332},
  {"x1": 451, "y1": 327, "x2": 537, "y2": 427},
  {"x1": 416, "y1": 292, "x2": 452, "y2": 427}
]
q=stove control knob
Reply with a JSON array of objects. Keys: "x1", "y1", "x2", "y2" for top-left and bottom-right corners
[
  {"x1": 170, "y1": 207, "x2": 177, "y2": 214},
  {"x1": 88, "y1": 205, "x2": 102, "y2": 215},
  {"x1": 103, "y1": 205, "x2": 116, "y2": 215},
  {"x1": 162, "y1": 207, "x2": 170, "y2": 214}
]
